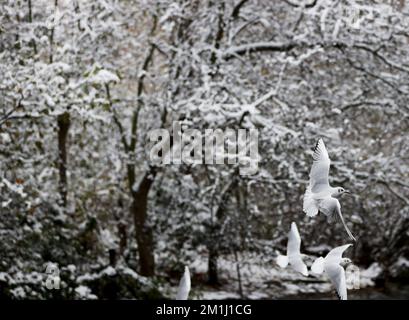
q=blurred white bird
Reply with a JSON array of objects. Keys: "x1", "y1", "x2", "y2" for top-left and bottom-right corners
[
  {"x1": 176, "y1": 266, "x2": 191, "y2": 300},
  {"x1": 276, "y1": 222, "x2": 309, "y2": 276},
  {"x1": 303, "y1": 138, "x2": 356, "y2": 241},
  {"x1": 311, "y1": 244, "x2": 353, "y2": 300}
]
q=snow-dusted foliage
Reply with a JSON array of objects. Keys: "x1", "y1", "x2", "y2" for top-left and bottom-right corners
[{"x1": 0, "y1": 0, "x2": 408, "y2": 299}]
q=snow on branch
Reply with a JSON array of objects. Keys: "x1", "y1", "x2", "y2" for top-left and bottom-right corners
[{"x1": 223, "y1": 41, "x2": 297, "y2": 58}]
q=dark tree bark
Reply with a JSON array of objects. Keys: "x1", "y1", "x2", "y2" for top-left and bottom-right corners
[
  {"x1": 234, "y1": 250, "x2": 244, "y2": 298},
  {"x1": 112, "y1": 14, "x2": 158, "y2": 277},
  {"x1": 207, "y1": 173, "x2": 238, "y2": 285},
  {"x1": 117, "y1": 220, "x2": 127, "y2": 257},
  {"x1": 57, "y1": 112, "x2": 70, "y2": 208},
  {"x1": 208, "y1": 247, "x2": 219, "y2": 285},
  {"x1": 109, "y1": 249, "x2": 117, "y2": 267},
  {"x1": 206, "y1": 1, "x2": 226, "y2": 286},
  {"x1": 128, "y1": 168, "x2": 157, "y2": 276}
]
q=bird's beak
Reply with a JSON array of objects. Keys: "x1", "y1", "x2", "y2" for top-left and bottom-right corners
[{"x1": 344, "y1": 190, "x2": 351, "y2": 195}]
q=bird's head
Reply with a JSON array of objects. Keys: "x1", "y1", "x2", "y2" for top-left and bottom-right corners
[
  {"x1": 336, "y1": 187, "x2": 350, "y2": 196},
  {"x1": 340, "y1": 257, "x2": 352, "y2": 266}
]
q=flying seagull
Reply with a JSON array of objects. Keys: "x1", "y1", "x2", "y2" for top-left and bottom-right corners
[
  {"x1": 176, "y1": 266, "x2": 191, "y2": 300},
  {"x1": 311, "y1": 244, "x2": 353, "y2": 300},
  {"x1": 303, "y1": 138, "x2": 356, "y2": 241},
  {"x1": 276, "y1": 222, "x2": 309, "y2": 276}
]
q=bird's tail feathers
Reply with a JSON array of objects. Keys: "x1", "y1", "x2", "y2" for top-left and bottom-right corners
[
  {"x1": 276, "y1": 255, "x2": 289, "y2": 268},
  {"x1": 303, "y1": 186, "x2": 319, "y2": 217}
]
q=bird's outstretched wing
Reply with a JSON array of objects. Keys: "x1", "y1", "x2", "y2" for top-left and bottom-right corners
[
  {"x1": 319, "y1": 198, "x2": 356, "y2": 241},
  {"x1": 325, "y1": 264, "x2": 347, "y2": 300},
  {"x1": 303, "y1": 185, "x2": 319, "y2": 217},
  {"x1": 287, "y1": 222, "x2": 301, "y2": 257},
  {"x1": 324, "y1": 245, "x2": 352, "y2": 300},
  {"x1": 311, "y1": 256, "x2": 325, "y2": 275},
  {"x1": 309, "y1": 139, "x2": 331, "y2": 193},
  {"x1": 319, "y1": 197, "x2": 340, "y2": 220},
  {"x1": 287, "y1": 222, "x2": 308, "y2": 276},
  {"x1": 176, "y1": 266, "x2": 191, "y2": 300},
  {"x1": 325, "y1": 244, "x2": 352, "y2": 265}
]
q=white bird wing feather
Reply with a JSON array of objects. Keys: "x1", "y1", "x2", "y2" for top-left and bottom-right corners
[
  {"x1": 287, "y1": 222, "x2": 301, "y2": 257},
  {"x1": 324, "y1": 244, "x2": 352, "y2": 300},
  {"x1": 325, "y1": 244, "x2": 352, "y2": 265},
  {"x1": 319, "y1": 198, "x2": 356, "y2": 241},
  {"x1": 276, "y1": 254, "x2": 289, "y2": 268},
  {"x1": 303, "y1": 185, "x2": 319, "y2": 217},
  {"x1": 318, "y1": 197, "x2": 340, "y2": 218},
  {"x1": 325, "y1": 263, "x2": 347, "y2": 300},
  {"x1": 311, "y1": 256, "x2": 325, "y2": 274},
  {"x1": 176, "y1": 267, "x2": 191, "y2": 300},
  {"x1": 309, "y1": 139, "x2": 331, "y2": 193},
  {"x1": 287, "y1": 222, "x2": 308, "y2": 276}
]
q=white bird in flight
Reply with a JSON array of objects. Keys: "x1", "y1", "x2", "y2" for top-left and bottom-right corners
[
  {"x1": 276, "y1": 222, "x2": 309, "y2": 276},
  {"x1": 176, "y1": 266, "x2": 191, "y2": 300},
  {"x1": 303, "y1": 138, "x2": 356, "y2": 241},
  {"x1": 311, "y1": 244, "x2": 353, "y2": 300}
]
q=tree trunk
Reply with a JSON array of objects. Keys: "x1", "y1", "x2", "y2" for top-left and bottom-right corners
[
  {"x1": 205, "y1": 1, "x2": 225, "y2": 286},
  {"x1": 129, "y1": 169, "x2": 156, "y2": 276},
  {"x1": 206, "y1": 173, "x2": 238, "y2": 285},
  {"x1": 109, "y1": 249, "x2": 117, "y2": 267},
  {"x1": 117, "y1": 221, "x2": 127, "y2": 257},
  {"x1": 207, "y1": 247, "x2": 219, "y2": 285},
  {"x1": 234, "y1": 250, "x2": 244, "y2": 298},
  {"x1": 57, "y1": 112, "x2": 70, "y2": 208}
]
